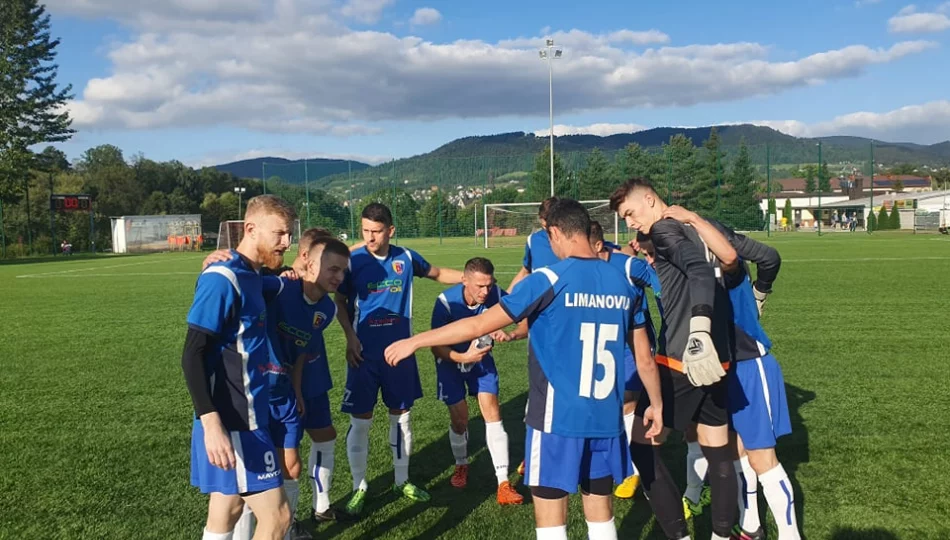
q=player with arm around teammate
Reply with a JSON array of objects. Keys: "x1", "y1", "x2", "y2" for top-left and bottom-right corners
[
  {"x1": 610, "y1": 178, "x2": 739, "y2": 540},
  {"x1": 385, "y1": 199, "x2": 664, "y2": 540},
  {"x1": 507, "y1": 197, "x2": 560, "y2": 292},
  {"x1": 333, "y1": 202, "x2": 464, "y2": 516},
  {"x1": 661, "y1": 205, "x2": 801, "y2": 540},
  {"x1": 181, "y1": 195, "x2": 296, "y2": 540},
  {"x1": 430, "y1": 256, "x2": 526, "y2": 505}
]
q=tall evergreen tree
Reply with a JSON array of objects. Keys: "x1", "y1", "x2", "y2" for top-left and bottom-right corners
[
  {"x1": 803, "y1": 165, "x2": 817, "y2": 194},
  {"x1": 0, "y1": 0, "x2": 74, "y2": 204},
  {"x1": 527, "y1": 147, "x2": 570, "y2": 201},
  {"x1": 818, "y1": 162, "x2": 832, "y2": 193},
  {"x1": 724, "y1": 140, "x2": 762, "y2": 230},
  {"x1": 578, "y1": 148, "x2": 614, "y2": 200}
]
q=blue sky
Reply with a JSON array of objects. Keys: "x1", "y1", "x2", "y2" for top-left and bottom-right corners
[{"x1": 45, "y1": 0, "x2": 950, "y2": 166}]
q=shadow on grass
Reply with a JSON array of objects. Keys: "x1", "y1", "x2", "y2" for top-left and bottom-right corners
[
  {"x1": 315, "y1": 391, "x2": 529, "y2": 539},
  {"x1": 829, "y1": 527, "x2": 901, "y2": 540},
  {"x1": 617, "y1": 382, "x2": 817, "y2": 540}
]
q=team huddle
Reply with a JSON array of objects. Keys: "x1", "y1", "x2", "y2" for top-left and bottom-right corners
[{"x1": 182, "y1": 177, "x2": 802, "y2": 540}]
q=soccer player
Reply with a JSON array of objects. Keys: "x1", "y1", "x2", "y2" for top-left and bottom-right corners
[
  {"x1": 182, "y1": 195, "x2": 296, "y2": 540},
  {"x1": 429, "y1": 256, "x2": 526, "y2": 505},
  {"x1": 507, "y1": 197, "x2": 560, "y2": 292},
  {"x1": 660, "y1": 205, "x2": 800, "y2": 540},
  {"x1": 384, "y1": 198, "x2": 664, "y2": 540},
  {"x1": 334, "y1": 202, "x2": 464, "y2": 516},
  {"x1": 588, "y1": 220, "x2": 661, "y2": 500},
  {"x1": 609, "y1": 178, "x2": 738, "y2": 540}
]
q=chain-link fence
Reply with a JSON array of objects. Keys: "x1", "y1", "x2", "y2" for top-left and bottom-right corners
[{"x1": 3, "y1": 139, "x2": 945, "y2": 258}]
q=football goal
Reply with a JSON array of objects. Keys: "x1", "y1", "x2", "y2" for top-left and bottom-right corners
[
  {"x1": 216, "y1": 220, "x2": 302, "y2": 250},
  {"x1": 481, "y1": 200, "x2": 621, "y2": 249}
]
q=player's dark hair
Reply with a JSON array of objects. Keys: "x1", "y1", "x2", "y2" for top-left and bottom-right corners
[
  {"x1": 589, "y1": 220, "x2": 605, "y2": 244},
  {"x1": 299, "y1": 227, "x2": 332, "y2": 253},
  {"x1": 361, "y1": 202, "x2": 393, "y2": 227},
  {"x1": 464, "y1": 257, "x2": 495, "y2": 275},
  {"x1": 546, "y1": 198, "x2": 591, "y2": 239},
  {"x1": 608, "y1": 177, "x2": 656, "y2": 212},
  {"x1": 538, "y1": 197, "x2": 560, "y2": 220},
  {"x1": 308, "y1": 236, "x2": 350, "y2": 261}
]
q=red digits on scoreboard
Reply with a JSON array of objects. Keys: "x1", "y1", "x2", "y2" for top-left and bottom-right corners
[{"x1": 64, "y1": 197, "x2": 78, "y2": 209}]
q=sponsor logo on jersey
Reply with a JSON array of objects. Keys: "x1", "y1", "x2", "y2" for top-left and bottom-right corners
[
  {"x1": 257, "y1": 470, "x2": 282, "y2": 481},
  {"x1": 367, "y1": 278, "x2": 403, "y2": 294},
  {"x1": 392, "y1": 260, "x2": 405, "y2": 274},
  {"x1": 278, "y1": 321, "x2": 312, "y2": 347},
  {"x1": 257, "y1": 361, "x2": 287, "y2": 377},
  {"x1": 366, "y1": 313, "x2": 401, "y2": 327}
]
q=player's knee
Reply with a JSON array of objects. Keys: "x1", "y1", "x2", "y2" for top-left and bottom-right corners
[
  {"x1": 579, "y1": 475, "x2": 613, "y2": 497},
  {"x1": 746, "y1": 448, "x2": 779, "y2": 474},
  {"x1": 254, "y1": 498, "x2": 292, "y2": 535},
  {"x1": 450, "y1": 418, "x2": 468, "y2": 435}
]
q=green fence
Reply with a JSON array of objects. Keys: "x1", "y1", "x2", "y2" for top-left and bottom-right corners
[{"x1": 2, "y1": 138, "x2": 937, "y2": 258}]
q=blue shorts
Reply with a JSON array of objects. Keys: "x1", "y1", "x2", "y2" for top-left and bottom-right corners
[
  {"x1": 523, "y1": 427, "x2": 631, "y2": 494},
  {"x1": 268, "y1": 394, "x2": 303, "y2": 449},
  {"x1": 623, "y1": 349, "x2": 643, "y2": 394},
  {"x1": 729, "y1": 354, "x2": 792, "y2": 450},
  {"x1": 436, "y1": 357, "x2": 499, "y2": 405},
  {"x1": 341, "y1": 355, "x2": 423, "y2": 415},
  {"x1": 302, "y1": 392, "x2": 333, "y2": 431},
  {"x1": 190, "y1": 419, "x2": 283, "y2": 495}
]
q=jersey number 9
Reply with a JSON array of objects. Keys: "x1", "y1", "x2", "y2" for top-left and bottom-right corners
[{"x1": 578, "y1": 323, "x2": 618, "y2": 399}]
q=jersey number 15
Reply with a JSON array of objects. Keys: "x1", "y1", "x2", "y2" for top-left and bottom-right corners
[{"x1": 578, "y1": 322, "x2": 618, "y2": 399}]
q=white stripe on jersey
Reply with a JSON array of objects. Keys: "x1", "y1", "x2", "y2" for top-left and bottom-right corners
[
  {"x1": 405, "y1": 247, "x2": 415, "y2": 336},
  {"x1": 237, "y1": 320, "x2": 257, "y2": 431},
  {"x1": 231, "y1": 432, "x2": 248, "y2": 493},
  {"x1": 437, "y1": 292, "x2": 450, "y2": 312},
  {"x1": 755, "y1": 357, "x2": 774, "y2": 424},
  {"x1": 535, "y1": 267, "x2": 559, "y2": 285},
  {"x1": 203, "y1": 266, "x2": 243, "y2": 297},
  {"x1": 624, "y1": 256, "x2": 635, "y2": 287},
  {"x1": 544, "y1": 383, "x2": 555, "y2": 432}
]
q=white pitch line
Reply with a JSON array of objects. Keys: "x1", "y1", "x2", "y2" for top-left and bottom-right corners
[
  {"x1": 15, "y1": 259, "x2": 173, "y2": 278},
  {"x1": 16, "y1": 272, "x2": 200, "y2": 279},
  {"x1": 782, "y1": 256, "x2": 950, "y2": 263}
]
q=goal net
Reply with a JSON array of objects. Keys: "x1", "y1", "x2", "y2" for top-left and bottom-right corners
[
  {"x1": 110, "y1": 214, "x2": 202, "y2": 253},
  {"x1": 216, "y1": 220, "x2": 302, "y2": 250},
  {"x1": 482, "y1": 200, "x2": 621, "y2": 249}
]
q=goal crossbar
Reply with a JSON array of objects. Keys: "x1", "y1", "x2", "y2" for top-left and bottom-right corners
[{"x1": 482, "y1": 200, "x2": 619, "y2": 248}]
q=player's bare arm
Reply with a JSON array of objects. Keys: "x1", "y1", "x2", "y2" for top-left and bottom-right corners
[
  {"x1": 426, "y1": 265, "x2": 464, "y2": 285},
  {"x1": 386, "y1": 304, "x2": 514, "y2": 366},
  {"x1": 432, "y1": 341, "x2": 492, "y2": 365},
  {"x1": 333, "y1": 292, "x2": 363, "y2": 367},
  {"x1": 629, "y1": 326, "x2": 663, "y2": 438},
  {"x1": 661, "y1": 206, "x2": 738, "y2": 273}
]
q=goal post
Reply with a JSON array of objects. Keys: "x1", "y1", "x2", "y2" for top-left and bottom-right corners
[
  {"x1": 482, "y1": 200, "x2": 620, "y2": 249},
  {"x1": 216, "y1": 219, "x2": 302, "y2": 250}
]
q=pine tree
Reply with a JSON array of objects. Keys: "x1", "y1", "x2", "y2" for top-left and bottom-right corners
[
  {"x1": 867, "y1": 210, "x2": 877, "y2": 232},
  {"x1": 803, "y1": 165, "x2": 817, "y2": 194},
  {"x1": 723, "y1": 139, "x2": 761, "y2": 230},
  {"x1": 0, "y1": 0, "x2": 74, "y2": 204},
  {"x1": 578, "y1": 148, "x2": 614, "y2": 200},
  {"x1": 889, "y1": 204, "x2": 902, "y2": 230},
  {"x1": 527, "y1": 147, "x2": 569, "y2": 201},
  {"x1": 818, "y1": 163, "x2": 832, "y2": 193},
  {"x1": 877, "y1": 205, "x2": 890, "y2": 230}
]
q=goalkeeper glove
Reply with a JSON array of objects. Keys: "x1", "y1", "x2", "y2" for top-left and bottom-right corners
[
  {"x1": 752, "y1": 286, "x2": 769, "y2": 317},
  {"x1": 683, "y1": 316, "x2": 726, "y2": 387}
]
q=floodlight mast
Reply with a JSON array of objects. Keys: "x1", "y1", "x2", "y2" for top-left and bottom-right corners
[{"x1": 539, "y1": 39, "x2": 563, "y2": 197}]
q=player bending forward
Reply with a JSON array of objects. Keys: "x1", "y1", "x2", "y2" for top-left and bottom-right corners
[
  {"x1": 430, "y1": 257, "x2": 526, "y2": 505},
  {"x1": 182, "y1": 195, "x2": 296, "y2": 540},
  {"x1": 385, "y1": 199, "x2": 663, "y2": 540},
  {"x1": 334, "y1": 203, "x2": 463, "y2": 516},
  {"x1": 661, "y1": 206, "x2": 801, "y2": 540}
]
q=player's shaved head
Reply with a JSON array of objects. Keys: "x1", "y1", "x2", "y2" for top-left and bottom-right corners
[
  {"x1": 546, "y1": 198, "x2": 591, "y2": 239},
  {"x1": 608, "y1": 177, "x2": 658, "y2": 213},
  {"x1": 299, "y1": 227, "x2": 332, "y2": 254},
  {"x1": 464, "y1": 257, "x2": 495, "y2": 276},
  {"x1": 609, "y1": 177, "x2": 667, "y2": 234},
  {"x1": 589, "y1": 220, "x2": 605, "y2": 244},
  {"x1": 307, "y1": 236, "x2": 350, "y2": 261}
]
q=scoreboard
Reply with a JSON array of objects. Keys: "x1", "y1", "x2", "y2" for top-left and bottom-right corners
[{"x1": 50, "y1": 194, "x2": 92, "y2": 212}]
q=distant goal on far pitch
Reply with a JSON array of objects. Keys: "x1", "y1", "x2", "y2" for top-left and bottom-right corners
[{"x1": 481, "y1": 200, "x2": 621, "y2": 249}]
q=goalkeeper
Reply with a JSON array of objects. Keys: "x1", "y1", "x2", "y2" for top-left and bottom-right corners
[{"x1": 608, "y1": 178, "x2": 737, "y2": 540}]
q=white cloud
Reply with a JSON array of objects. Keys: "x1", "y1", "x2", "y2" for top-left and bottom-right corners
[
  {"x1": 888, "y1": 4, "x2": 950, "y2": 32},
  {"x1": 47, "y1": 0, "x2": 939, "y2": 136},
  {"x1": 533, "y1": 123, "x2": 647, "y2": 137},
  {"x1": 410, "y1": 7, "x2": 441, "y2": 26},
  {"x1": 749, "y1": 100, "x2": 950, "y2": 143},
  {"x1": 340, "y1": 0, "x2": 394, "y2": 24},
  {"x1": 188, "y1": 149, "x2": 392, "y2": 168}
]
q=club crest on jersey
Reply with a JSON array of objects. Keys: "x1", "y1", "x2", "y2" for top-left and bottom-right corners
[
  {"x1": 392, "y1": 260, "x2": 405, "y2": 274},
  {"x1": 313, "y1": 312, "x2": 327, "y2": 328}
]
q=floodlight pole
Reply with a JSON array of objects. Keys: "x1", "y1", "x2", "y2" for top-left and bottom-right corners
[
  {"x1": 234, "y1": 187, "x2": 246, "y2": 220},
  {"x1": 540, "y1": 39, "x2": 562, "y2": 197}
]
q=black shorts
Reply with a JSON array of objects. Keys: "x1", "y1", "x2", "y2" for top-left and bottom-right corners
[{"x1": 635, "y1": 365, "x2": 728, "y2": 431}]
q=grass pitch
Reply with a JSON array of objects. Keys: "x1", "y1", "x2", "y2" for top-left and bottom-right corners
[{"x1": 1, "y1": 233, "x2": 949, "y2": 539}]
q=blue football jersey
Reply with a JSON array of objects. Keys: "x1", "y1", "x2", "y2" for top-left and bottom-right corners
[
  {"x1": 267, "y1": 279, "x2": 338, "y2": 399},
  {"x1": 186, "y1": 252, "x2": 270, "y2": 432},
  {"x1": 522, "y1": 229, "x2": 559, "y2": 272},
  {"x1": 431, "y1": 283, "x2": 506, "y2": 368},
  {"x1": 729, "y1": 270, "x2": 772, "y2": 359},
  {"x1": 499, "y1": 258, "x2": 645, "y2": 438},
  {"x1": 604, "y1": 252, "x2": 655, "y2": 347},
  {"x1": 339, "y1": 246, "x2": 431, "y2": 358}
]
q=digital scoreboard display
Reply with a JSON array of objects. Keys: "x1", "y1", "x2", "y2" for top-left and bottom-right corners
[{"x1": 50, "y1": 194, "x2": 92, "y2": 212}]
